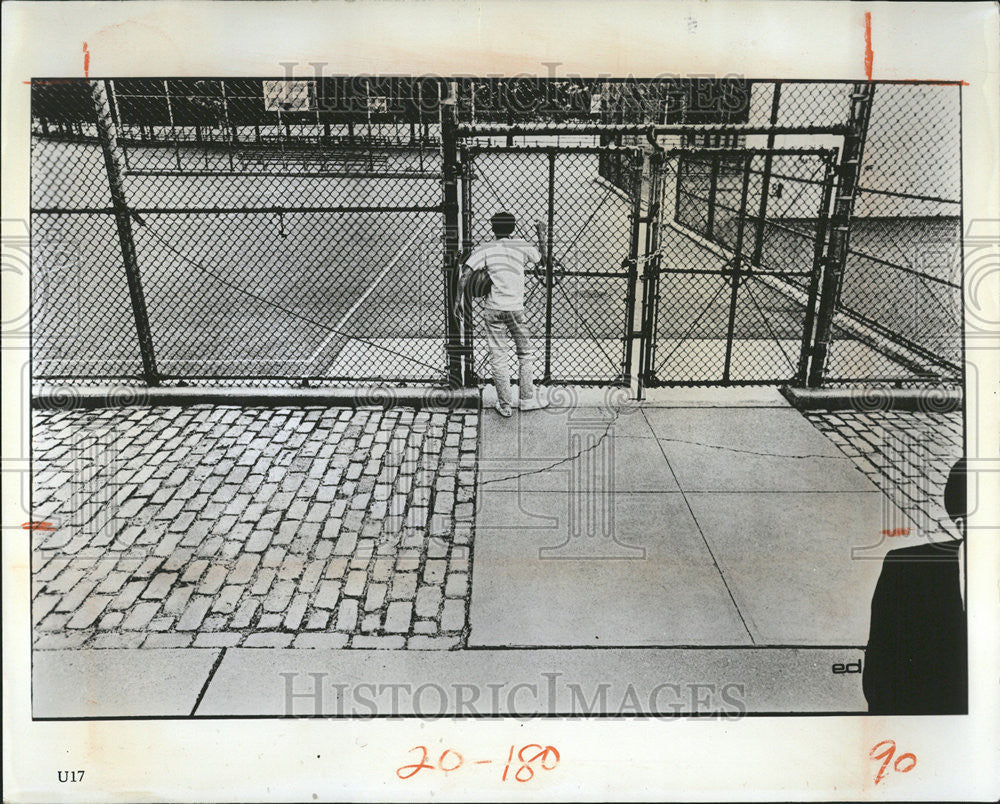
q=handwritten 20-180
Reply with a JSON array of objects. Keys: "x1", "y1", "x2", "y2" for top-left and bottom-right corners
[{"x1": 397, "y1": 744, "x2": 560, "y2": 782}]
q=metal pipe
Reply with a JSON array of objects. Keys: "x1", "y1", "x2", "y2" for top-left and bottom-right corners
[
  {"x1": 751, "y1": 82, "x2": 782, "y2": 265},
  {"x1": 637, "y1": 151, "x2": 665, "y2": 395},
  {"x1": 722, "y1": 153, "x2": 753, "y2": 383},
  {"x1": 621, "y1": 149, "x2": 645, "y2": 382},
  {"x1": 440, "y1": 81, "x2": 464, "y2": 388},
  {"x1": 110, "y1": 205, "x2": 444, "y2": 215},
  {"x1": 220, "y1": 79, "x2": 236, "y2": 170},
  {"x1": 706, "y1": 155, "x2": 720, "y2": 241},
  {"x1": 163, "y1": 79, "x2": 182, "y2": 170},
  {"x1": 466, "y1": 145, "x2": 644, "y2": 155},
  {"x1": 544, "y1": 151, "x2": 556, "y2": 383},
  {"x1": 645, "y1": 125, "x2": 664, "y2": 152},
  {"x1": 458, "y1": 123, "x2": 850, "y2": 137},
  {"x1": 808, "y1": 83, "x2": 874, "y2": 386},
  {"x1": 795, "y1": 152, "x2": 837, "y2": 385},
  {"x1": 458, "y1": 145, "x2": 475, "y2": 385},
  {"x1": 90, "y1": 79, "x2": 160, "y2": 386}
]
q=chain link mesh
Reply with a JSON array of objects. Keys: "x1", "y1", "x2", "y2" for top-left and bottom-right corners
[
  {"x1": 32, "y1": 79, "x2": 448, "y2": 383},
  {"x1": 828, "y1": 83, "x2": 962, "y2": 381},
  {"x1": 463, "y1": 148, "x2": 636, "y2": 385},
  {"x1": 650, "y1": 151, "x2": 830, "y2": 384},
  {"x1": 108, "y1": 79, "x2": 442, "y2": 177},
  {"x1": 666, "y1": 81, "x2": 961, "y2": 384},
  {"x1": 31, "y1": 78, "x2": 962, "y2": 389}
]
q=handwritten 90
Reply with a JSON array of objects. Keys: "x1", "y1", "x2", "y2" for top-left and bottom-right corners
[{"x1": 397, "y1": 744, "x2": 560, "y2": 783}]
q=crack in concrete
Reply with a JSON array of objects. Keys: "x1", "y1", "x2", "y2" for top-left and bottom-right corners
[
  {"x1": 479, "y1": 406, "x2": 868, "y2": 486},
  {"x1": 652, "y1": 437, "x2": 873, "y2": 460},
  {"x1": 478, "y1": 404, "x2": 627, "y2": 486}
]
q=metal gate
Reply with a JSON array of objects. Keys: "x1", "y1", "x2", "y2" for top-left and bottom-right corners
[
  {"x1": 458, "y1": 145, "x2": 643, "y2": 386},
  {"x1": 638, "y1": 147, "x2": 837, "y2": 387},
  {"x1": 454, "y1": 140, "x2": 837, "y2": 390}
]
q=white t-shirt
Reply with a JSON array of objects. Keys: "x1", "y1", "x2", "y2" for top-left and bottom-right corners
[{"x1": 465, "y1": 237, "x2": 542, "y2": 311}]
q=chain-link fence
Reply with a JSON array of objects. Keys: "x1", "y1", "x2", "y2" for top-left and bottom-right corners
[
  {"x1": 32, "y1": 79, "x2": 449, "y2": 384},
  {"x1": 33, "y1": 78, "x2": 443, "y2": 177},
  {"x1": 644, "y1": 149, "x2": 833, "y2": 385},
  {"x1": 31, "y1": 78, "x2": 963, "y2": 390},
  {"x1": 741, "y1": 81, "x2": 961, "y2": 384},
  {"x1": 832, "y1": 83, "x2": 962, "y2": 381},
  {"x1": 461, "y1": 146, "x2": 640, "y2": 385},
  {"x1": 658, "y1": 80, "x2": 961, "y2": 384}
]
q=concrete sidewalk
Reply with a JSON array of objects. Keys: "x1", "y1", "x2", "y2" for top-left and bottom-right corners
[
  {"x1": 33, "y1": 645, "x2": 868, "y2": 717},
  {"x1": 469, "y1": 387, "x2": 950, "y2": 649}
]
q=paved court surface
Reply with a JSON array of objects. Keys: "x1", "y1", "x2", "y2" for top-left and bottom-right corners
[{"x1": 32, "y1": 137, "x2": 446, "y2": 381}]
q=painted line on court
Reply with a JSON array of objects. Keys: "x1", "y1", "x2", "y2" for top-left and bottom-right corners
[{"x1": 309, "y1": 231, "x2": 421, "y2": 368}]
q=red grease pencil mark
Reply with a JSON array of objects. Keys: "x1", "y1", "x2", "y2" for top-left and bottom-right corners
[
  {"x1": 22, "y1": 521, "x2": 56, "y2": 531},
  {"x1": 864, "y1": 12, "x2": 873, "y2": 81},
  {"x1": 83, "y1": 42, "x2": 90, "y2": 77}
]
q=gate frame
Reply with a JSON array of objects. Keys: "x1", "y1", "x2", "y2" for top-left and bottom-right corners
[
  {"x1": 638, "y1": 145, "x2": 840, "y2": 391},
  {"x1": 444, "y1": 121, "x2": 857, "y2": 391},
  {"x1": 455, "y1": 142, "x2": 646, "y2": 388},
  {"x1": 808, "y1": 83, "x2": 875, "y2": 387}
]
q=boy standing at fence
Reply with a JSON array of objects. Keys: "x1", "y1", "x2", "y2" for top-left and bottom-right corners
[{"x1": 455, "y1": 211, "x2": 549, "y2": 417}]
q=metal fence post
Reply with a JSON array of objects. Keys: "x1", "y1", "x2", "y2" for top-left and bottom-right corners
[
  {"x1": 637, "y1": 150, "x2": 664, "y2": 397},
  {"x1": 90, "y1": 79, "x2": 160, "y2": 386},
  {"x1": 795, "y1": 152, "x2": 837, "y2": 385},
  {"x1": 672, "y1": 151, "x2": 685, "y2": 226},
  {"x1": 807, "y1": 83, "x2": 874, "y2": 387},
  {"x1": 751, "y1": 82, "x2": 781, "y2": 265},
  {"x1": 621, "y1": 148, "x2": 644, "y2": 383},
  {"x1": 722, "y1": 153, "x2": 753, "y2": 384},
  {"x1": 107, "y1": 80, "x2": 130, "y2": 172},
  {"x1": 544, "y1": 151, "x2": 556, "y2": 383},
  {"x1": 440, "y1": 81, "x2": 464, "y2": 387},
  {"x1": 220, "y1": 79, "x2": 236, "y2": 170},
  {"x1": 163, "y1": 79, "x2": 183, "y2": 170},
  {"x1": 459, "y1": 144, "x2": 475, "y2": 385}
]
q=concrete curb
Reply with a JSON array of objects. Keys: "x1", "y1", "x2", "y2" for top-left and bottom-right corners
[
  {"x1": 780, "y1": 385, "x2": 963, "y2": 413},
  {"x1": 32, "y1": 385, "x2": 482, "y2": 411}
]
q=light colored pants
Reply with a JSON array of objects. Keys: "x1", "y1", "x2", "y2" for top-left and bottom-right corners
[{"x1": 484, "y1": 308, "x2": 536, "y2": 406}]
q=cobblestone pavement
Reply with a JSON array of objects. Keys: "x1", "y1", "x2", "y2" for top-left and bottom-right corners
[
  {"x1": 31, "y1": 405, "x2": 478, "y2": 650},
  {"x1": 803, "y1": 409, "x2": 964, "y2": 540}
]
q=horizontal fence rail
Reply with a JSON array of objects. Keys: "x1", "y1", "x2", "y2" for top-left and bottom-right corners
[{"x1": 457, "y1": 123, "x2": 852, "y2": 137}]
